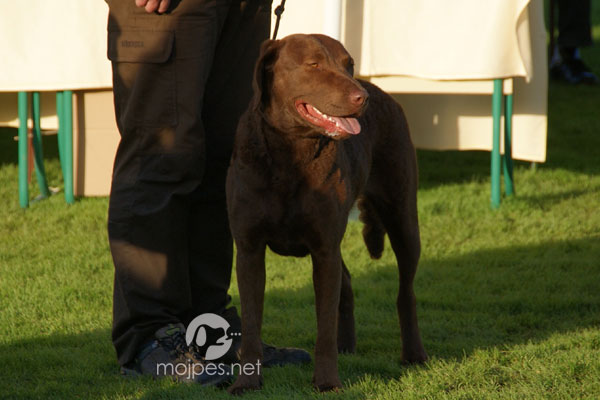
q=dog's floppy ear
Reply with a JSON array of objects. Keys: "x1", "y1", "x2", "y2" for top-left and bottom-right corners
[{"x1": 252, "y1": 39, "x2": 281, "y2": 112}]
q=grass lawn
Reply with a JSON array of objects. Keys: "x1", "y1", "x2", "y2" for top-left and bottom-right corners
[{"x1": 2, "y1": 13, "x2": 600, "y2": 400}]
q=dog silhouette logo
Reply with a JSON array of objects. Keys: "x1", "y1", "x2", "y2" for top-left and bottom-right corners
[{"x1": 185, "y1": 313, "x2": 239, "y2": 361}]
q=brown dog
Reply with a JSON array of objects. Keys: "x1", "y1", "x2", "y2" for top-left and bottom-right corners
[{"x1": 226, "y1": 34, "x2": 427, "y2": 394}]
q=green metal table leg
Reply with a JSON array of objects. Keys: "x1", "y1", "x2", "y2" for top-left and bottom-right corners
[
  {"x1": 56, "y1": 92, "x2": 66, "y2": 182},
  {"x1": 18, "y1": 92, "x2": 29, "y2": 208},
  {"x1": 62, "y1": 90, "x2": 74, "y2": 204},
  {"x1": 503, "y1": 93, "x2": 514, "y2": 197},
  {"x1": 491, "y1": 79, "x2": 502, "y2": 209},
  {"x1": 32, "y1": 92, "x2": 51, "y2": 198}
]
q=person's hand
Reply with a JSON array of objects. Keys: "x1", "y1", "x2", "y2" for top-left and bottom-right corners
[{"x1": 135, "y1": 0, "x2": 170, "y2": 13}]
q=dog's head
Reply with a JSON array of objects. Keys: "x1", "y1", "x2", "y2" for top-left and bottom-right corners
[{"x1": 252, "y1": 34, "x2": 369, "y2": 139}]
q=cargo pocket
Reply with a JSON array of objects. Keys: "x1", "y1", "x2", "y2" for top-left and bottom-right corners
[{"x1": 108, "y1": 30, "x2": 177, "y2": 128}]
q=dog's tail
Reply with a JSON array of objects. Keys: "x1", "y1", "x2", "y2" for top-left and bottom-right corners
[{"x1": 357, "y1": 197, "x2": 385, "y2": 259}]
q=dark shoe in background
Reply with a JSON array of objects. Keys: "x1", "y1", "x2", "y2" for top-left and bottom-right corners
[
  {"x1": 120, "y1": 323, "x2": 232, "y2": 386},
  {"x1": 565, "y1": 58, "x2": 599, "y2": 85},
  {"x1": 550, "y1": 46, "x2": 599, "y2": 85}
]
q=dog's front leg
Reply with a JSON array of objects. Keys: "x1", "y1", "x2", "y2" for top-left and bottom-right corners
[
  {"x1": 228, "y1": 244, "x2": 266, "y2": 395},
  {"x1": 311, "y1": 250, "x2": 343, "y2": 392},
  {"x1": 337, "y1": 259, "x2": 356, "y2": 353}
]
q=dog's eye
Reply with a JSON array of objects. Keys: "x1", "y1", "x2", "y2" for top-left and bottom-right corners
[{"x1": 307, "y1": 62, "x2": 319, "y2": 68}]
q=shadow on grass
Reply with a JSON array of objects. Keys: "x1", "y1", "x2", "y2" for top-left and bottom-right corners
[
  {"x1": 2, "y1": 236, "x2": 598, "y2": 399},
  {"x1": 518, "y1": 186, "x2": 600, "y2": 209},
  {"x1": 416, "y1": 149, "x2": 494, "y2": 190}
]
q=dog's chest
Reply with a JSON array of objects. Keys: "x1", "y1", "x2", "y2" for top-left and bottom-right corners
[{"x1": 259, "y1": 164, "x2": 350, "y2": 257}]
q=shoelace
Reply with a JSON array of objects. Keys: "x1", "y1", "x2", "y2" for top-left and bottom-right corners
[
  {"x1": 158, "y1": 330, "x2": 192, "y2": 360},
  {"x1": 188, "y1": 342, "x2": 209, "y2": 362}
]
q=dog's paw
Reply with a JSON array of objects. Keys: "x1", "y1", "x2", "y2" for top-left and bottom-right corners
[
  {"x1": 337, "y1": 341, "x2": 356, "y2": 354},
  {"x1": 337, "y1": 329, "x2": 356, "y2": 354},
  {"x1": 314, "y1": 381, "x2": 343, "y2": 393},
  {"x1": 227, "y1": 375, "x2": 262, "y2": 396},
  {"x1": 313, "y1": 375, "x2": 343, "y2": 392},
  {"x1": 401, "y1": 348, "x2": 429, "y2": 365}
]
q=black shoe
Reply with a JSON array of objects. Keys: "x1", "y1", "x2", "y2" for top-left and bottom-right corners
[
  {"x1": 217, "y1": 307, "x2": 311, "y2": 367},
  {"x1": 262, "y1": 342, "x2": 312, "y2": 367},
  {"x1": 218, "y1": 339, "x2": 311, "y2": 367},
  {"x1": 219, "y1": 339, "x2": 311, "y2": 367},
  {"x1": 550, "y1": 62, "x2": 581, "y2": 84},
  {"x1": 120, "y1": 323, "x2": 233, "y2": 386},
  {"x1": 566, "y1": 58, "x2": 599, "y2": 85},
  {"x1": 550, "y1": 53, "x2": 598, "y2": 85}
]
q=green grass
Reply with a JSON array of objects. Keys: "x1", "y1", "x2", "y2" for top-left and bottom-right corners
[{"x1": 2, "y1": 12, "x2": 600, "y2": 400}]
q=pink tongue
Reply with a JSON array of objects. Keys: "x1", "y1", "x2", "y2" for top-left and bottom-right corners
[
  {"x1": 305, "y1": 104, "x2": 361, "y2": 135},
  {"x1": 331, "y1": 116, "x2": 361, "y2": 135}
]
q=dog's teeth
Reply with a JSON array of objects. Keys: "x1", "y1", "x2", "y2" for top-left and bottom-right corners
[{"x1": 313, "y1": 106, "x2": 331, "y2": 120}]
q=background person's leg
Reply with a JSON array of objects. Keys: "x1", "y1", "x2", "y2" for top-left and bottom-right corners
[
  {"x1": 557, "y1": 0, "x2": 592, "y2": 48},
  {"x1": 552, "y1": 0, "x2": 597, "y2": 84}
]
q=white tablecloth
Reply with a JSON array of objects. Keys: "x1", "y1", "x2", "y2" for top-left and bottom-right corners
[
  {"x1": 0, "y1": 0, "x2": 111, "y2": 91},
  {"x1": 0, "y1": 1, "x2": 112, "y2": 130}
]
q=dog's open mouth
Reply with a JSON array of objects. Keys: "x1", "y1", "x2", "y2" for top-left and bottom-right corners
[{"x1": 295, "y1": 101, "x2": 361, "y2": 137}]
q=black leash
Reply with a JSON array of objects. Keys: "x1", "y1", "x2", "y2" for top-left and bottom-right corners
[{"x1": 271, "y1": 0, "x2": 286, "y2": 40}]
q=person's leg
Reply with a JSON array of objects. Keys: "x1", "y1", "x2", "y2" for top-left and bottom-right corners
[
  {"x1": 184, "y1": 0, "x2": 272, "y2": 324},
  {"x1": 185, "y1": 0, "x2": 311, "y2": 368},
  {"x1": 106, "y1": 0, "x2": 232, "y2": 367},
  {"x1": 552, "y1": 0, "x2": 597, "y2": 84},
  {"x1": 557, "y1": 0, "x2": 592, "y2": 49}
]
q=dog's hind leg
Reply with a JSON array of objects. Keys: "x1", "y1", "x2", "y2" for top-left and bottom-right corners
[
  {"x1": 365, "y1": 152, "x2": 428, "y2": 364},
  {"x1": 373, "y1": 191, "x2": 427, "y2": 364},
  {"x1": 337, "y1": 259, "x2": 356, "y2": 353},
  {"x1": 385, "y1": 208, "x2": 428, "y2": 364}
]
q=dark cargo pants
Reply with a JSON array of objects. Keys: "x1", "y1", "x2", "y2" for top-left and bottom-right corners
[{"x1": 106, "y1": 0, "x2": 271, "y2": 366}]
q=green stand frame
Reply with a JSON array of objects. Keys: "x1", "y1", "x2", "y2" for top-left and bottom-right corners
[
  {"x1": 490, "y1": 79, "x2": 515, "y2": 209},
  {"x1": 17, "y1": 91, "x2": 74, "y2": 208}
]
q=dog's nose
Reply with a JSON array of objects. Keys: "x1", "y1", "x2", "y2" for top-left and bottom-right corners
[{"x1": 349, "y1": 89, "x2": 368, "y2": 107}]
